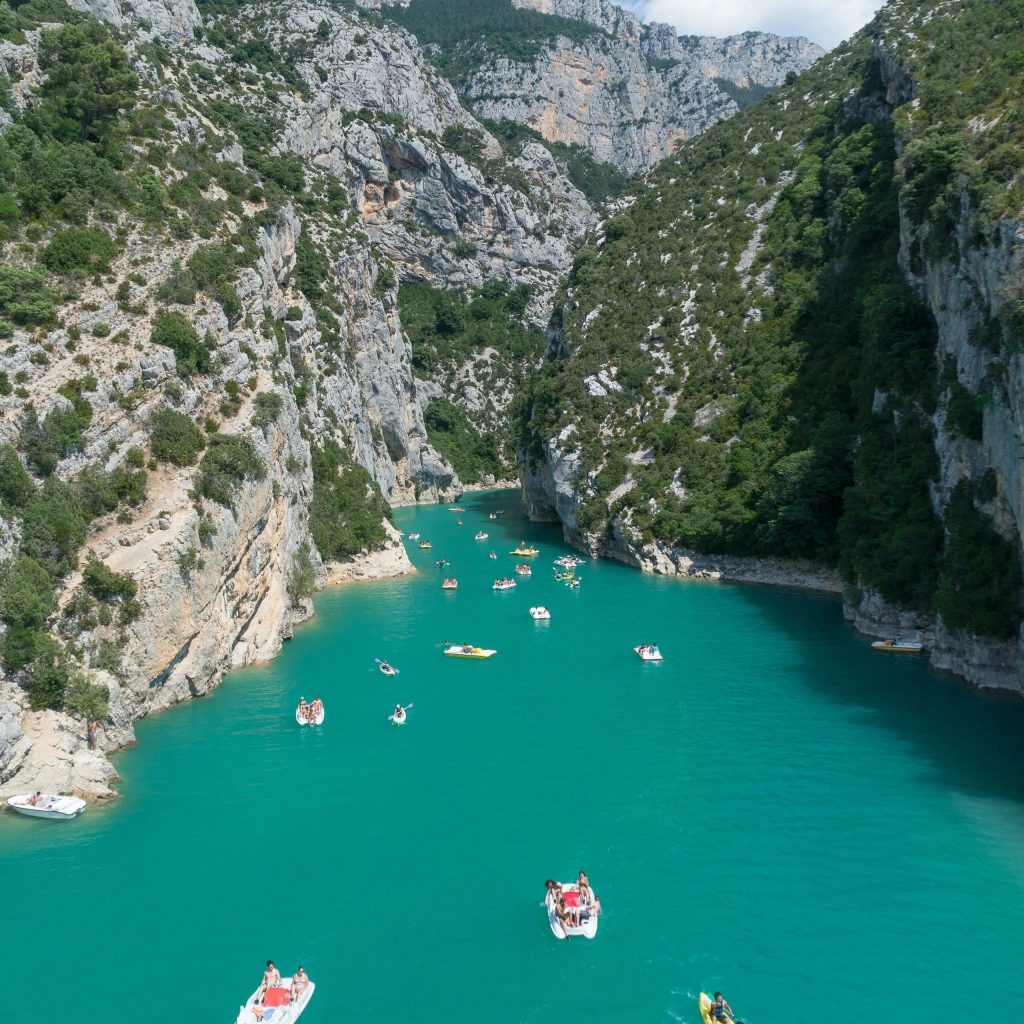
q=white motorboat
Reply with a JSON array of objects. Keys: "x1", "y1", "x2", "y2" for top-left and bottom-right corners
[
  {"x1": 529, "y1": 606, "x2": 551, "y2": 620},
  {"x1": 475, "y1": 531, "x2": 489, "y2": 540},
  {"x1": 295, "y1": 702, "x2": 325, "y2": 726},
  {"x1": 545, "y1": 884, "x2": 599, "y2": 940},
  {"x1": 515, "y1": 564, "x2": 532, "y2": 576},
  {"x1": 235, "y1": 977, "x2": 315, "y2": 1024},
  {"x1": 493, "y1": 579, "x2": 516, "y2": 591},
  {"x1": 871, "y1": 637, "x2": 924, "y2": 653},
  {"x1": 7, "y1": 793, "x2": 87, "y2": 819},
  {"x1": 634, "y1": 644, "x2": 663, "y2": 662},
  {"x1": 408, "y1": 533, "x2": 420, "y2": 541}
]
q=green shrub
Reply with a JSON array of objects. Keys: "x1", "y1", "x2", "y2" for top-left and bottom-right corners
[
  {"x1": 20, "y1": 477, "x2": 89, "y2": 579},
  {"x1": 149, "y1": 408, "x2": 206, "y2": 465},
  {"x1": 0, "y1": 444, "x2": 35, "y2": 509},
  {"x1": 63, "y1": 674, "x2": 109, "y2": 719},
  {"x1": 22, "y1": 635, "x2": 73, "y2": 710},
  {"x1": 75, "y1": 462, "x2": 147, "y2": 516},
  {"x1": 119, "y1": 597, "x2": 141, "y2": 625},
  {"x1": 0, "y1": 267, "x2": 55, "y2": 325},
  {"x1": 252, "y1": 392, "x2": 283, "y2": 430},
  {"x1": 196, "y1": 433, "x2": 266, "y2": 510},
  {"x1": 20, "y1": 394, "x2": 93, "y2": 476},
  {"x1": 42, "y1": 225, "x2": 117, "y2": 274},
  {"x1": 0, "y1": 555, "x2": 56, "y2": 629},
  {"x1": 287, "y1": 542, "x2": 315, "y2": 603},
  {"x1": 308, "y1": 441, "x2": 389, "y2": 561},
  {"x1": 936, "y1": 482, "x2": 1022, "y2": 637},
  {"x1": 82, "y1": 553, "x2": 136, "y2": 601},
  {"x1": 1, "y1": 625, "x2": 53, "y2": 674},
  {"x1": 150, "y1": 310, "x2": 211, "y2": 375}
]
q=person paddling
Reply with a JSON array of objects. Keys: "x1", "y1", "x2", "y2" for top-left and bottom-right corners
[{"x1": 709, "y1": 992, "x2": 735, "y2": 1022}]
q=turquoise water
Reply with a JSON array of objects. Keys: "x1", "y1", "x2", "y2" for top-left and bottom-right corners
[{"x1": 4, "y1": 489, "x2": 1024, "y2": 1023}]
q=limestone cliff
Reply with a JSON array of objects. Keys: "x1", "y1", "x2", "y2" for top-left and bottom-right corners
[
  {"x1": 0, "y1": 0, "x2": 593, "y2": 795},
  {"x1": 455, "y1": 0, "x2": 823, "y2": 173}
]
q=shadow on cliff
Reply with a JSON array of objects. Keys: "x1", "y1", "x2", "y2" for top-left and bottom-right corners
[{"x1": 730, "y1": 584, "x2": 1024, "y2": 806}]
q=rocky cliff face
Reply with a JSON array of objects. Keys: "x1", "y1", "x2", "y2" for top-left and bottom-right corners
[
  {"x1": 0, "y1": 0, "x2": 595, "y2": 795},
  {"x1": 461, "y1": 0, "x2": 823, "y2": 173},
  {"x1": 519, "y1": 0, "x2": 1024, "y2": 696}
]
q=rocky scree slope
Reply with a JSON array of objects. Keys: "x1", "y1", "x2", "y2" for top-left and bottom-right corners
[
  {"x1": 380, "y1": 0, "x2": 823, "y2": 175},
  {"x1": 0, "y1": 0, "x2": 593, "y2": 795},
  {"x1": 519, "y1": 0, "x2": 1024, "y2": 694}
]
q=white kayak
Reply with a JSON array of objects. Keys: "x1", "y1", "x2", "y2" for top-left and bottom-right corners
[
  {"x1": 391, "y1": 711, "x2": 407, "y2": 726},
  {"x1": 529, "y1": 606, "x2": 551, "y2": 620},
  {"x1": 236, "y1": 978, "x2": 315, "y2": 1024},
  {"x1": 295, "y1": 705, "x2": 325, "y2": 726},
  {"x1": 546, "y1": 884, "x2": 599, "y2": 940},
  {"x1": 379, "y1": 664, "x2": 399, "y2": 676},
  {"x1": 634, "y1": 645, "x2": 663, "y2": 662},
  {"x1": 7, "y1": 793, "x2": 86, "y2": 819}
]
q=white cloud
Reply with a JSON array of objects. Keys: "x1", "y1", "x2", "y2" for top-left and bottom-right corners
[{"x1": 622, "y1": 0, "x2": 884, "y2": 51}]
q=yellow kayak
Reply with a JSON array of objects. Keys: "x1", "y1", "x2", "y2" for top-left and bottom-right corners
[{"x1": 699, "y1": 993, "x2": 714, "y2": 1024}]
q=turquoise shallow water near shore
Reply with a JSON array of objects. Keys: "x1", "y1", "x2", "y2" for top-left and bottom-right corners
[{"x1": 3, "y1": 489, "x2": 1024, "y2": 1023}]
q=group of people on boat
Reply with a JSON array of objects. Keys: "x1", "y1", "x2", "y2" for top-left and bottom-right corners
[
  {"x1": 252, "y1": 960, "x2": 309, "y2": 1016},
  {"x1": 637, "y1": 643, "x2": 660, "y2": 656},
  {"x1": 296, "y1": 696, "x2": 323, "y2": 723},
  {"x1": 544, "y1": 872, "x2": 601, "y2": 933},
  {"x1": 493, "y1": 577, "x2": 516, "y2": 588}
]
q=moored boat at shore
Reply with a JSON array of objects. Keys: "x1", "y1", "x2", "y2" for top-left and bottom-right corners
[
  {"x1": 7, "y1": 793, "x2": 86, "y2": 819},
  {"x1": 443, "y1": 644, "x2": 497, "y2": 659},
  {"x1": 871, "y1": 637, "x2": 924, "y2": 653},
  {"x1": 235, "y1": 977, "x2": 315, "y2": 1024}
]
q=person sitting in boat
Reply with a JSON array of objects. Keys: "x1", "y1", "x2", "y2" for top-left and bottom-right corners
[
  {"x1": 380, "y1": 660, "x2": 392, "y2": 673},
  {"x1": 27, "y1": 791, "x2": 42, "y2": 806},
  {"x1": 297, "y1": 697, "x2": 309, "y2": 720},
  {"x1": 577, "y1": 870, "x2": 601, "y2": 915},
  {"x1": 311, "y1": 696, "x2": 323, "y2": 719},
  {"x1": 555, "y1": 894, "x2": 579, "y2": 932},
  {"x1": 462, "y1": 643, "x2": 474, "y2": 653},
  {"x1": 257, "y1": 960, "x2": 280, "y2": 1001},
  {"x1": 544, "y1": 879, "x2": 561, "y2": 906},
  {"x1": 290, "y1": 966, "x2": 309, "y2": 1001},
  {"x1": 393, "y1": 704, "x2": 406, "y2": 722},
  {"x1": 709, "y1": 992, "x2": 735, "y2": 1022}
]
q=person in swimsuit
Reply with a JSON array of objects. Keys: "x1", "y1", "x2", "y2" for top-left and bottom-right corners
[
  {"x1": 297, "y1": 697, "x2": 309, "y2": 720},
  {"x1": 577, "y1": 870, "x2": 601, "y2": 915},
  {"x1": 709, "y1": 992, "x2": 734, "y2": 1022},
  {"x1": 27, "y1": 791, "x2": 42, "y2": 806},
  {"x1": 257, "y1": 960, "x2": 280, "y2": 1000},
  {"x1": 290, "y1": 966, "x2": 309, "y2": 1001},
  {"x1": 544, "y1": 879, "x2": 561, "y2": 908},
  {"x1": 311, "y1": 696, "x2": 323, "y2": 719},
  {"x1": 394, "y1": 704, "x2": 405, "y2": 721},
  {"x1": 554, "y1": 894, "x2": 579, "y2": 934}
]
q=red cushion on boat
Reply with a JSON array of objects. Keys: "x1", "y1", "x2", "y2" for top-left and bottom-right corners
[
  {"x1": 563, "y1": 890, "x2": 580, "y2": 907},
  {"x1": 265, "y1": 988, "x2": 290, "y2": 1007}
]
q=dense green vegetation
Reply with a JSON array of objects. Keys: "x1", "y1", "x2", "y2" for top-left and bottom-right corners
[
  {"x1": 384, "y1": 0, "x2": 601, "y2": 79},
  {"x1": 308, "y1": 442, "x2": 390, "y2": 561},
  {"x1": 519, "y1": 0, "x2": 1024, "y2": 634},
  {"x1": 196, "y1": 434, "x2": 267, "y2": 510},
  {"x1": 424, "y1": 399, "x2": 503, "y2": 484},
  {"x1": 149, "y1": 409, "x2": 207, "y2": 466}
]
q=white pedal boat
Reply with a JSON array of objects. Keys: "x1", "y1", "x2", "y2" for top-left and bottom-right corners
[
  {"x1": 475, "y1": 531, "x2": 489, "y2": 540},
  {"x1": 634, "y1": 644, "x2": 663, "y2": 662},
  {"x1": 295, "y1": 704, "x2": 325, "y2": 726},
  {"x1": 236, "y1": 978, "x2": 315, "y2": 1024},
  {"x1": 529, "y1": 606, "x2": 551, "y2": 620},
  {"x1": 546, "y1": 885, "x2": 599, "y2": 940},
  {"x1": 7, "y1": 793, "x2": 86, "y2": 819},
  {"x1": 493, "y1": 579, "x2": 516, "y2": 590}
]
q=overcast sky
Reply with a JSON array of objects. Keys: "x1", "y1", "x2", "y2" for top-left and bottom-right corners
[{"x1": 621, "y1": 1, "x2": 885, "y2": 50}]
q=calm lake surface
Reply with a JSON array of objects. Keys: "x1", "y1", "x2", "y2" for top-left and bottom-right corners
[{"x1": 3, "y1": 489, "x2": 1024, "y2": 1023}]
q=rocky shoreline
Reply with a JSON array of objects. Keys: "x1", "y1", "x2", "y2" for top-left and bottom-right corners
[
  {"x1": 0, "y1": 523, "x2": 415, "y2": 803},
  {"x1": 522, "y1": 484, "x2": 1024, "y2": 699}
]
